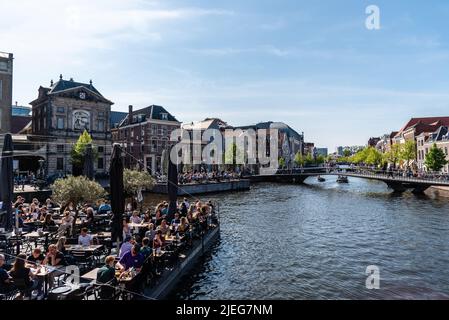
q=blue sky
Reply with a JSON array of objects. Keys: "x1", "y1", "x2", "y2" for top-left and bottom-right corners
[{"x1": 2, "y1": 0, "x2": 449, "y2": 151}]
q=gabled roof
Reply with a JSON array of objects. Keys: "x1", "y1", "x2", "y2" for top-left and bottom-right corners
[
  {"x1": 182, "y1": 118, "x2": 230, "y2": 131},
  {"x1": 396, "y1": 117, "x2": 449, "y2": 137},
  {"x1": 119, "y1": 105, "x2": 179, "y2": 127},
  {"x1": 11, "y1": 115, "x2": 32, "y2": 134},
  {"x1": 48, "y1": 79, "x2": 102, "y2": 96},
  {"x1": 429, "y1": 126, "x2": 449, "y2": 142},
  {"x1": 235, "y1": 121, "x2": 303, "y2": 141},
  {"x1": 110, "y1": 111, "x2": 128, "y2": 128}
]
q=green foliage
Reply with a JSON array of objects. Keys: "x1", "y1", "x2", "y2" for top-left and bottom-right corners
[
  {"x1": 278, "y1": 157, "x2": 286, "y2": 168},
  {"x1": 123, "y1": 169, "x2": 156, "y2": 196},
  {"x1": 304, "y1": 153, "x2": 314, "y2": 165},
  {"x1": 349, "y1": 147, "x2": 382, "y2": 166},
  {"x1": 343, "y1": 149, "x2": 351, "y2": 157},
  {"x1": 294, "y1": 152, "x2": 304, "y2": 166},
  {"x1": 70, "y1": 130, "x2": 97, "y2": 168},
  {"x1": 51, "y1": 175, "x2": 106, "y2": 207},
  {"x1": 316, "y1": 155, "x2": 325, "y2": 164},
  {"x1": 383, "y1": 144, "x2": 401, "y2": 167},
  {"x1": 224, "y1": 142, "x2": 243, "y2": 167},
  {"x1": 399, "y1": 140, "x2": 416, "y2": 168},
  {"x1": 424, "y1": 143, "x2": 448, "y2": 172}
]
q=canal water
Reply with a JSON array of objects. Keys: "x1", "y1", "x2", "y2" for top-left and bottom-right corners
[{"x1": 148, "y1": 177, "x2": 449, "y2": 300}]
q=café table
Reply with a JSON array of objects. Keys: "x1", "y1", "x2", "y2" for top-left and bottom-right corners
[
  {"x1": 65, "y1": 244, "x2": 104, "y2": 252},
  {"x1": 28, "y1": 264, "x2": 64, "y2": 296},
  {"x1": 24, "y1": 231, "x2": 50, "y2": 250},
  {"x1": 128, "y1": 222, "x2": 150, "y2": 229},
  {"x1": 81, "y1": 267, "x2": 100, "y2": 282}
]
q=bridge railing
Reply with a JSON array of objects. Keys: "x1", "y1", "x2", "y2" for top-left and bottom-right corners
[{"x1": 261, "y1": 167, "x2": 449, "y2": 185}]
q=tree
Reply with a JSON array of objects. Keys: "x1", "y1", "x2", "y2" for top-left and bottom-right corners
[
  {"x1": 51, "y1": 175, "x2": 106, "y2": 231},
  {"x1": 383, "y1": 143, "x2": 401, "y2": 168},
  {"x1": 123, "y1": 169, "x2": 156, "y2": 197},
  {"x1": 343, "y1": 149, "x2": 351, "y2": 157},
  {"x1": 424, "y1": 143, "x2": 448, "y2": 172},
  {"x1": 365, "y1": 147, "x2": 383, "y2": 166},
  {"x1": 278, "y1": 157, "x2": 286, "y2": 168},
  {"x1": 399, "y1": 140, "x2": 416, "y2": 169},
  {"x1": 304, "y1": 153, "x2": 314, "y2": 166},
  {"x1": 70, "y1": 130, "x2": 97, "y2": 175},
  {"x1": 224, "y1": 142, "x2": 243, "y2": 170},
  {"x1": 294, "y1": 152, "x2": 304, "y2": 167},
  {"x1": 316, "y1": 155, "x2": 325, "y2": 165}
]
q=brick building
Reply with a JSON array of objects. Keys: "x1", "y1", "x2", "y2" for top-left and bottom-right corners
[
  {"x1": 0, "y1": 51, "x2": 13, "y2": 134},
  {"x1": 29, "y1": 75, "x2": 113, "y2": 176},
  {"x1": 113, "y1": 105, "x2": 181, "y2": 174}
]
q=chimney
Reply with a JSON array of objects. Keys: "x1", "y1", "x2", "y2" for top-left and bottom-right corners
[{"x1": 128, "y1": 105, "x2": 133, "y2": 124}]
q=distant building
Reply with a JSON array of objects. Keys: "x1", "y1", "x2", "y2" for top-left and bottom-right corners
[
  {"x1": 304, "y1": 142, "x2": 315, "y2": 157},
  {"x1": 113, "y1": 105, "x2": 181, "y2": 174},
  {"x1": 368, "y1": 137, "x2": 380, "y2": 147},
  {"x1": 315, "y1": 148, "x2": 328, "y2": 157},
  {"x1": 235, "y1": 121, "x2": 304, "y2": 170},
  {"x1": 110, "y1": 111, "x2": 127, "y2": 129},
  {"x1": 375, "y1": 131, "x2": 397, "y2": 153},
  {"x1": 29, "y1": 75, "x2": 114, "y2": 177},
  {"x1": 0, "y1": 51, "x2": 13, "y2": 134},
  {"x1": 417, "y1": 126, "x2": 449, "y2": 173},
  {"x1": 12, "y1": 103, "x2": 31, "y2": 116},
  {"x1": 336, "y1": 145, "x2": 364, "y2": 156}
]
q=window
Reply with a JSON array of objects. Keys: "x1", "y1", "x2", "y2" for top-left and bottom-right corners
[
  {"x1": 98, "y1": 111, "x2": 104, "y2": 117},
  {"x1": 56, "y1": 106, "x2": 65, "y2": 113},
  {"x1": 98, "y1": 146, "x2": 104, "y2": 153},
  {"x1": 57, "y1": 145, "x2": 64, "y2": 153},
  {"x1": 0, "y1": 61, "x2": 7, "y2": 71},
  {"x1": 98, "y1": 119, "x2": 105, "y2": 132},
  {"x1": 57, "y1": 117, "x2": 65, "y2": 129},
  {"x1": 56, "y1": 158, "x2": 64, "y2": 170},
  {"x1": 131, "y1": 130, "x2": 134, "y2": 138},
  {"x1": 98, "y1": 157, "x2": 104, "y2": 169},
  {"x1": 161, "y1": 113, "x2": 168, "y2": 120},
  {"x1": 0, "y1": 80, "x2": 2, "y2": 100}
]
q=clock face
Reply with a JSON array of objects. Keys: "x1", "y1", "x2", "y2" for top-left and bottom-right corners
[
  {"x1": 73, "y1": 110, "x2": 90, "y2": 131},
  {"x1": 79, "y1": 92, "x2": 86, "y2": 100}
]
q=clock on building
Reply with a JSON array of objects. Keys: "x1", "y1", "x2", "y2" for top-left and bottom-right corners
[
  {"x1": 79, "y1": 92, "x2": 86, "y2": 99},
  {"x1": 73, "y1": 110, "x2": 90, "y2": 131}
]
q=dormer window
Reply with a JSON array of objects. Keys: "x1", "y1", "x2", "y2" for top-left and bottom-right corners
[{"x1": 161, "y1": 113, "x2": 168, "y2": 120}]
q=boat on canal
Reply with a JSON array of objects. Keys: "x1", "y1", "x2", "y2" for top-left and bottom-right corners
[{"x1": 336, "y1": 175, "x2": 349, "y2": 183}]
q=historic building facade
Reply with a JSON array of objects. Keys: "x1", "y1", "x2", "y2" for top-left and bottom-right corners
[
  {"x1": 29, "y1": 76, "x2": 113, "y2": 177},
  {"x1": 416, "y1": 126, "x2": 449, "y2": 173},
  {"x1": 0, "y1": 51, "x2": 13, "y2": 134},
  {"x1": 113, "y1": 105, "x2": 181, "y2": 174}
]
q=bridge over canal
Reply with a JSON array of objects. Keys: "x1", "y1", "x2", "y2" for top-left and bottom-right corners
[{"x1": 247, "y1": 168, "x2": 449, "y2": 194}]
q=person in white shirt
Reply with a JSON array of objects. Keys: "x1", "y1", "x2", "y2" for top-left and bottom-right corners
[
  {"x1": 130, "y1": 211, "x2": 142, "y2": 224},
  {"x1": 78, "y1": 227, "x2": 93, "y2": 246}
]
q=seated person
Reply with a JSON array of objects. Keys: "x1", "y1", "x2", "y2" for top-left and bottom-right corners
[
  {"x1": 119, "y1": 236, "x2": 134, "y2": 259},
  {"x1": 159, "y1": 219, "x2": 170, "y2": 236},
  {"x1": 96, "y1": 255, "x2": 117, "y2": 299},
  {"x1": 43, "y1": 244, "x2": 67, "y2": 267},
  {"x1": 152, "y1": 230, "x2": 164, "y2": 251},
  {"x1": 42, "y1": 214, "x2": 56, "y2": 231},
  {"x1": 0, "y1": 254, "x2": 13, "y2": 294},
  {"x1": 27, "y1": 248, "x2": 45, "y2": 266},
  {"x1": 117, "y1": 245, "x2": 144, "y2": 271},
  {"x1": 78, "y1": 227, "x2": 93, "y2": 246},
  {"x1": 140, "y1": 238, "x2": 152, "y2": 259},
  {"x1": 85, "y1": 207, "x2": 95, "y2": 226},
  {"x1": 45, "y1": 198, "x2": 55, "y2": 210},
  {"x1": 171, "y1": 213, "x2": 181, "y2": 229},
  {"x1": 98, "y1": 200, "x2": 111, "y2": 214},
  {"x1": 8, "y1": 254, "x2": 39, "y2": 297},
  {"x1": 130, "y1": 211, "x2": 142, "y2": 224},
  {"x1": 144, "y1": 223, "x2": 156, "y2": 242}
]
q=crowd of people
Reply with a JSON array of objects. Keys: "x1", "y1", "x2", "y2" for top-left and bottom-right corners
[
  {"x1": 1, "y1": 194, "x2": 219, "y2": 300},
  {"x1": 178, "y1": 170, "x2": 242, "y2": 184}
]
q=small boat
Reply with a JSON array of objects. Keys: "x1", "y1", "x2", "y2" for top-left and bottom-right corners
[
  {"x1": 317, "y1": 176, "x2": 326, "y2": 182},
  {"x1": 336, "y1": 175, "x2": 349, "y2": 183}
]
